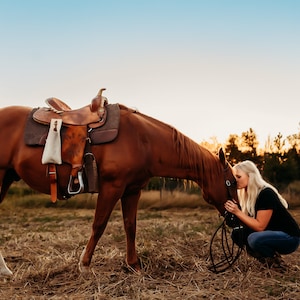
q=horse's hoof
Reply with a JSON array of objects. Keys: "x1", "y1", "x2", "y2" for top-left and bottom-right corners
[
  {"x1": 123, "y1": 261, "x2": 142, "y2": 274},
  {"x1": 78, "y1": 247, "x2": 91, "y2": 274},
  {"x1": 78, "y1": 262, "x2": 90, "y2": 274},
  {"x1": 127, "y1": 266, "x2": 142, "y2": 275}
]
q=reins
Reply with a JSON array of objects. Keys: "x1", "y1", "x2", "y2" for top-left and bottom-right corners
[
  {"x1": 208, "y1": 212, "x2": 244, "y2": 273},
  {"x1": 208, "y1": 163, "x2": 244, "y2": 273}
]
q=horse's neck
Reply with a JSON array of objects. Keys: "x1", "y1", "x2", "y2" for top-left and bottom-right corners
[
  {"x1": 126, "y1": 108, "x2": 220, "y2": 186},
  {"x1": 151, "y1": 131, "x2": 218, "y2": 186}
]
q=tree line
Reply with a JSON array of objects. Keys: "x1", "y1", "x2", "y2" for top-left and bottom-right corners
[{"x1": 225, "y1": 127, "x2": 300, "y2": 191}]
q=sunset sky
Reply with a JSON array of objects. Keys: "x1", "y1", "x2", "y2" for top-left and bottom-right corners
[{"x1": 0, "y1": 0, "x2": 299, "y2": 148}]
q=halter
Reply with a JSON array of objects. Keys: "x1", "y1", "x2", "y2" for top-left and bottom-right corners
[{"x1": 208, "y1": 163, "x2": 244, "y2": 273}]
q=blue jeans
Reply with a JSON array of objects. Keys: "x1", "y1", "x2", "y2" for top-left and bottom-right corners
[{"x1": 247, "y1": 231, "x2": 300, "y2": 258}]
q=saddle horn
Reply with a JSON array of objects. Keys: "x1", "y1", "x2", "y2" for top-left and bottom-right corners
[{"x1": 90, "y1": 88, "x2": 106, "y2": 112}]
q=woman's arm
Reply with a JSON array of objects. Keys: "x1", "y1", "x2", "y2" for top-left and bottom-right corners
[{"x1": 224, "y1": 200, "x2": 272, "y2": 231}]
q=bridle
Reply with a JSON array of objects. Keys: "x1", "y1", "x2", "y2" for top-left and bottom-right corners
[
  {"x1": 223, "y1": 163, "x2": 237, "y2": 202},
  {"x1": 208, "y1": 163, "x2": 244, "y2": 273}
]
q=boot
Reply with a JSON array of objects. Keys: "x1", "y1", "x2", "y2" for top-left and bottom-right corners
[{"x1": 259, "y1": 252, "x2": 287, "y2": 272}]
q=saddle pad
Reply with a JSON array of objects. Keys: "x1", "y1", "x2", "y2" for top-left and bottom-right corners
[
  {"x1": 24, "y1": 109, "x2": 62, "y2": 146},
  {"x1": 24, "y1": 104, "x2": 120, "y2": 146},
  {"x1": 88, "y1": 104, "x2": 120, "y2": 145}
]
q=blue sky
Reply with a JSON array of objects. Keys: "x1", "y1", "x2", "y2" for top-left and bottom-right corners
[{"x1": 1, "y1": 0, "x2": 299, "y2": 147}]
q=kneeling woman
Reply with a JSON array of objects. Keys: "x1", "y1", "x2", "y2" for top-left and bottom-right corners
[{"x1": 224, "y1": 160, "x2": 300, "y2": 270}]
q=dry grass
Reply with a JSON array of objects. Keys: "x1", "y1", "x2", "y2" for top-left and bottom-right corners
[
  {"x1": 138, "y1": 190, "x2": 209, "y2": 210},
  {"x1": 0, "y1": 206, "x2": 299, "y2": 299}
]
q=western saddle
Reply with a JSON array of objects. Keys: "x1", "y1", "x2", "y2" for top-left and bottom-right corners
[{"x1": 33, "y1": 88, "x2": 108, "y2": 203}]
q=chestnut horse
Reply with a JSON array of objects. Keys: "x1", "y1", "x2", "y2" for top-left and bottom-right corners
[{"x1": 0, "y1": 100, "x2": 237, "y2": 275}]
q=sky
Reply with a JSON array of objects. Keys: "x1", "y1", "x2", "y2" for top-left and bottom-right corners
[{"x1": 0, "y1": 0, "x2": 299, "y2": 148}]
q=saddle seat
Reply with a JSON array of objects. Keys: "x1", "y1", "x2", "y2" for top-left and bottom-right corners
[
  {"x1": 46, "y1": 97, "x2": 72, "y2": 112},
  {"x1": 33, "y1": 88, "x2": 108, "y2": 128},
  {"x1": 31, "y1": 88, "x2": 108, "y2": 202}
]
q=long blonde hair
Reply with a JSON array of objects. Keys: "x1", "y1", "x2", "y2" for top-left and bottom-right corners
[{"x1": 233, "y1": 160, "x2": 288, "y2": 217}]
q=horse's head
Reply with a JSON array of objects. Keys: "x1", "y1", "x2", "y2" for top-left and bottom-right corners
[{"x1": 202, "y1": 148, "x2": 238, "y2": 216}]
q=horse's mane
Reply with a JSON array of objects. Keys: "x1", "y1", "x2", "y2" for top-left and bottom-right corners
[
  {"x1": 119, "y1": 104, "x2": 218, "y2": 176},
  {"x1": 171, "y1": 127, "x2": 219, "y2": 175}
]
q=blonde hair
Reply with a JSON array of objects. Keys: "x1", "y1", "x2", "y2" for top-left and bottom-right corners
[{"x1": 233, "y1": 160, "x2": 288, "y2": 217}]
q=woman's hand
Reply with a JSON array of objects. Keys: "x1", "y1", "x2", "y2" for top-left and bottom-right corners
[
  {"x1": 224, "y1": 200, "x2": 273, "y2": 231},
  {"x1": 224, "y1": 200, "x2": 239, "y2": 215}
]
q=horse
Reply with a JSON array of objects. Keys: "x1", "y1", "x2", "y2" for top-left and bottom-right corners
[{"x1": 0, "y1": 95, "x2": 238, "y2": 275}]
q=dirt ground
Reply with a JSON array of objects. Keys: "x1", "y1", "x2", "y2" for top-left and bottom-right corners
[{"x1": 0, "y1": 207, "x2": 299, "y2": 299}]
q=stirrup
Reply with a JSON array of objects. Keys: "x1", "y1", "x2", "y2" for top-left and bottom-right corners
[{"x1": 67, "y1": 171, "x2": 84, "y2": 195}]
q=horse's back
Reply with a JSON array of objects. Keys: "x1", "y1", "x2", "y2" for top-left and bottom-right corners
[{"x1": 0, "y1": 105, "x2": 31, "y2": 128}]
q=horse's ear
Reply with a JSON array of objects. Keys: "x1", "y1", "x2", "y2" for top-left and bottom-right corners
[{"x1": 218, "y1": 148, "x2": 227, "y2": 167}]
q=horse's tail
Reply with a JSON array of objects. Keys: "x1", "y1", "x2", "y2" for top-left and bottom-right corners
[{"x1": 0, "y1": 169, "x2": 20, "y2": 203}]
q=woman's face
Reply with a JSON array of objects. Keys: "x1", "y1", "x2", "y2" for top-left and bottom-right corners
[{"x1": 233, "y1": 167, "x2": 249, "y2": 189}]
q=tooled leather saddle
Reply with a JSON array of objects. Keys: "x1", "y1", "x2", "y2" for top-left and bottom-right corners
[{"x1": 24, "y1": 89, "x2": 120, "y2": 202}]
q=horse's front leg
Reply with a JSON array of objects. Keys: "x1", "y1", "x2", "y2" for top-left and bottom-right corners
[
  {"x1": 121, "y1": 191, "x2": 141, "y2": 272},
  {"x1": 79, "y1": 190, "x2": 120, "y2": 273},
  {"x1": 0, "y1": 252, "x2": 13, "y2": 277}
]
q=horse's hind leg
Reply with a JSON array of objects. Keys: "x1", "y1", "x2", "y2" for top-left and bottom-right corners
[
  {"x1": 79, "y1": 188, "x2": 121, "y2": 273},
  {"x1": 0, "y1": 169, "x2": 19, "y2": 276},
  {"x1": 120, "y1": 191, "x2": 141, "y2": 271}
]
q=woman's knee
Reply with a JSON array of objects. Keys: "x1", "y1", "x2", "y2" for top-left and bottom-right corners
[{"x1": 247, "y1": 232, "x2": 261, "y2": 249}]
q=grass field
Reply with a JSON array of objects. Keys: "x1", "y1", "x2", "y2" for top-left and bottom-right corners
[{"x1": 0, "y1": 191, "x2": 299, "y2": 299}]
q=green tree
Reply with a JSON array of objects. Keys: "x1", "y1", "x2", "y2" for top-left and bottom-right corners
[
  {"x1": 273, "y1": 132, "x2": 285, "y2": 153},
  {"x1": 146, "y1": 177, "x2": 162, "y2": 190},
  {"x1": 241, "y1": 128, "x2": 258, "y2": 159},
  {"x1": 286, "y1": 147, "x2": 300, "y2": 180},
  {"x1": 225, "y1": 134, "x2": 242, "y2": 165}
]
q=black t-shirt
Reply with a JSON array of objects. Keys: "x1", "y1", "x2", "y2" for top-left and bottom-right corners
[{"x1": 255, "y1": 187, "x2": 300, "y2": 237}]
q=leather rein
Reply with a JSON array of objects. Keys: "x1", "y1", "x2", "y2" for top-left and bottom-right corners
[{"x1": 208, "y1": 164, "x2": 244, "y2": 273}]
